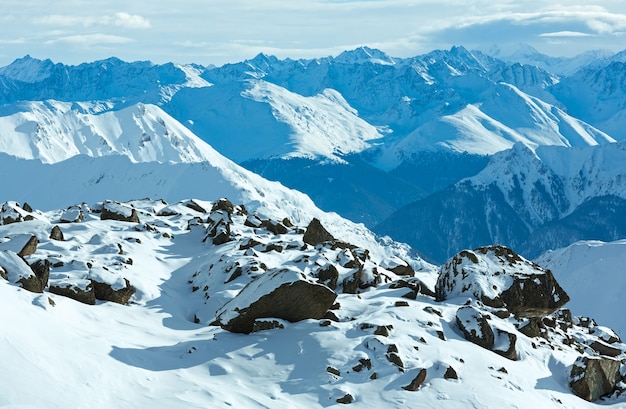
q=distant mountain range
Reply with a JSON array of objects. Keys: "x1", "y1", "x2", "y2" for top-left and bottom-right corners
[{"x1": 1, "y1": 44, "x2": 625, "y2": 258}]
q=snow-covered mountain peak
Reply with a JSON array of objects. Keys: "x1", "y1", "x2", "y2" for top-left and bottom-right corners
[
  {"x1": 335, "y1": 46, "x2": 396, "y2": 65},
  {"x1": 0, "y1": 55, "x2": 56, "y2": 83},
  {"x1": 0, "y1": 101, "x2": 223, "y2": 164}
]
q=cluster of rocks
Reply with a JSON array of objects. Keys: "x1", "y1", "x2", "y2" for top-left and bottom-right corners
[
  {"x1": 437, "y1": 245, "x2": 626, "y2": 402},
  {"x1": 0, "y1": 201, "x2": 137, "y2": 305}
]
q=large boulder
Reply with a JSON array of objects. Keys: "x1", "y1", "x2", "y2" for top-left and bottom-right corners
[
  {"x1": 570, "y1": 356, "x2": 621, "y2": 401},
  {"x1": 214, "y1": 267, "x2": 337, "y2": 334},
  {"x1": 456, "y1": 305, "x2": 517, "y2": 360},
  {"x1": 437, "y1": 245, "x2": 569, "y2": 317},
  {"x1": 100, "y1": 200, "x2": 140, "y2": 223},
  {"x1": 456, "y1": 305, "x2": 494, "y2": 350},
  {"x1": 0, "y1": 250, "x2": 43, "y2": 293},
  {"x1": 303, "y1": 218, "x2": 335, "y2": 246},
  {"x1": 88, "y1": 266, "x2": 136, "y2": 305}
]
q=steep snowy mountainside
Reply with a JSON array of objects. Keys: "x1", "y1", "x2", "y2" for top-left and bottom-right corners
[
  {"x1": 166, "y1": 79, "x2": 382, "y2": 163},
  {"x1": 550, "y1": 61, "x2": 626, "y2": 140},
  {"x1": 0, "y1": 101, "x2": 222, "y2": 164},
  {"x1": 0, "y1": 56, "x2": 210, "y2": 106},
  {"x1": 537, "y1": 240, "x2": 626, "y2": 338},
  {"x1": 376, "y1": 140, "x2": 626, "y2": 262},
  {"x1": 374, "y1": 82, "x2": 613, "y2": 165}
]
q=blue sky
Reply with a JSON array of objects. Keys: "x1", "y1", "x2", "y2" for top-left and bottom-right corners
[{"x1": 1, "y1": 1, "x2": 625, "y2": 66}]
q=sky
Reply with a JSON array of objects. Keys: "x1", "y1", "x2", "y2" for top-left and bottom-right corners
[{"x1": 0, "y1": 1, "x2": 625, "y2": 67}]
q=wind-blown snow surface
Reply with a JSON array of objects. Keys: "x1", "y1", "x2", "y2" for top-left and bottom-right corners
[
  {"x1": 537, "y1": 240, "x2": 626, "y2": 339},
  {"x1": 0, "y1": 201, "x2": 622, "y2": 408}
]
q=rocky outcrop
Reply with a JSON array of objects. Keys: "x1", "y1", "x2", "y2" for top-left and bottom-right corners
[
  {"x1": 91, "y1": 279, "x2": 136, "y2": 305},
  {"x1": 29, "y1": 259, "x2": 50, "y2": 290},
  {"x1": 403, "y1": 368, "x2": 427, "y2": 391},
  {"x1": 437, "y1": 245, "x2": 569, "y2": 317},
  {"x1": 303, "y1": 218, "x2": 335, "y2": 246},
  {"x1": 49, "y1": 280, "x2": 96, "y2": 305},
  {"x1": 214, "y1": 268, "x2": 337, "y2": 334},
  {"x1": 456, "y1": 305, "x2": 517, "y2": 360},
  {"x1": 100, "y1": 201, "x2": 140, "y2": 223},
  {"x1": 0, "y1": 250, "x2": 43, "y2": 293},
  {"x1": 570, "y1": 356, "x2": 621, "y2": 401},
  {"x1": 456, "y1": 305, "x2": 494, "y2": 350}
]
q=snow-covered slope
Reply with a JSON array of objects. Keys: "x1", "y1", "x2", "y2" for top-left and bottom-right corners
[
  {"x1": 0, "y1": 101, "x2": 219, "y2": 164},
  {"x1": 1, "y1": 199, "x2": 625, "y2": 408},
  {"x1": 167, "y1": 79, "x2": 382, "y2": 163},
  {"x1": 537, "y1": 240, "x2": 626, "y2": 338}
]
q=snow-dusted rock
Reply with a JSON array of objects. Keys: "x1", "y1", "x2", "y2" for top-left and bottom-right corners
[
  {"x1": 0, "y1": 250, "x2": 43, "y2": 293},
  {"x1": 49, "y1": 279, "x2": 96, "y2": 305},
  {"x1": 101, "y1": 200, "x2": 140, "y2": 223},
  {"x1": 60, "y1": 205, "x2": 85, "y2": 223},
  {"x1": 437, "y1": 245, "x2": 569, "y2": 317},
  {"x1": 456, "y1": 305, "x2": 494, "y2": 350},
  {"x1": 214, "y1": 267, "x2": 337, "y2": 334},
  {"x1": 570, "y1": 355, "x2": 621, "y2": 401}
]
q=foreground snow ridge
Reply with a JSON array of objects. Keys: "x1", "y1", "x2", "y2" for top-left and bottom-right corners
[{"x1": 1, "y1": 198, "x2": 625, "y2": 408}]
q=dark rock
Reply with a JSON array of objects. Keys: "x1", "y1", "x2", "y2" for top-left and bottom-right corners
[
  {"x1": 327, "y1": 366, "x2": 340, "y2": 376},
  {"x1": 500, "y1": 270, "x2": 570, "y2": 318},
  {"x1": 215, "y1": 268, "x2": 337, "y2": 334},
  {"x1": 403, "y1": 368, "x2": 427, "y2": 391},
  {"x1": 251, "y1": 319, "x2": 285, "y2": 332},
  {"x1": 518, "y1": 318, "x2": 544, "y2": 338},
  {"x1": 395, "y1": 301, "x2": 410, "y2": 307},
  {"x1": 323, "y1": 311, "x2": 339, "y2": 322},
  {"x1": 18, "y1": 275, "x2": 44, "y2": 293},
  {"x1": 375, "y1": 325, "x2": 393, "y2": 337},
  {"x1": 22, "y1": 202, "x2": 33, "y2": 213},
  {"x1": 336, "y1": 393, "x2": 354, "y2": 404},
  {"x1": 493, "y1": 329, "x2": 517, "y2": 361},
  {"x1": 101, "y1": 201, "x2": 140, "y2": 223},
  {"x1": 29, "y1": 259, "x2": 50, "y2": 289},
  {"x1": 261, "y1": 219, "x2": 288, "y2": 235},
  {"x1": 211, "y1": 198, "x2": 234, "y2": 215},
  {"x1": 91, "y1": 278, "x2": 136, "y2": 305},
  {"x1": 389, "y1": 260, "x2": 414, "y2": 277},
  {"x1": 49, "y1": 225, "x2": 64, "y2": 241},
  {"x1": 386, "y1": 352, "x2": 404, "y2": 370},
  {"x1": 342, "y1": 265, "x2": 363, "y2": 294},
  {"x1": 49, "y1": 281, "x2": 96, "y2": 305},
  {"x1": 185, "y1": 200, "x2": 208, "y2": 213},
  {"x1": 317, "y1": 264, "x2": 339, "y2": 290},
  {"x1": 18, "y1": 235, "x2": 38, "y2": 257},
  {"x1": 444, "y1": 366, "x2": 458, "y2": 380},
  {"x1": 456, "y1": 306, "x2": 494, "y2": 350},
  {"x1": 244, "y1": 214, "x2": 263, "y2": 228},
  {"x1": 589, "y1": 340, "x2": 622, "y2": 358},
  {"x1": 570, "y1": 356, "x2": 620, "y2": 401},
  {"x1": 303, "y1": 218, "x2": 335, "y2": 246}
]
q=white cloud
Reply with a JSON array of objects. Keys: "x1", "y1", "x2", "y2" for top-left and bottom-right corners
[
  {"x1": 113, "y1": 13, "x2": 151, "y2": 29},
  {"x1": 539, "y1": 31, "x2": 594, "y2": 38},
  {"x1": 45, "y1": 34, "x2": 134, "y2": 46},
  {"x1": 33, "y1": 13, "x2": 150, "y2": 29}
]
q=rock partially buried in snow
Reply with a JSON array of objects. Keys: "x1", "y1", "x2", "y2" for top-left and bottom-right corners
[
  {"x1": 570, "y1": 355, "x2": 621, "y2": 401},
  {"x1": 49, "y1": 279, "x2": 96, "y2": 305},
  {"x1": 100, "y1": 200, "x2": 140, "y2": 223},
  {"x1": 455, "y1": 305, "x2": 494, "y2": 350},
  {"x1": 214, "y1": 267, "x2": 337, "y2": 334},
  {"x1": 0, "y1": 250, "x2": 43, "y2": 293},
  {"x1": 437, "y1": 245, "x2": 569, "y2": 317}
]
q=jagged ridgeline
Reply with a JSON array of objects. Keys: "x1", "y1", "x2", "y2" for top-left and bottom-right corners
[{"x1": 1, "y1": 197, "x2": 625, "y2": 406}]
